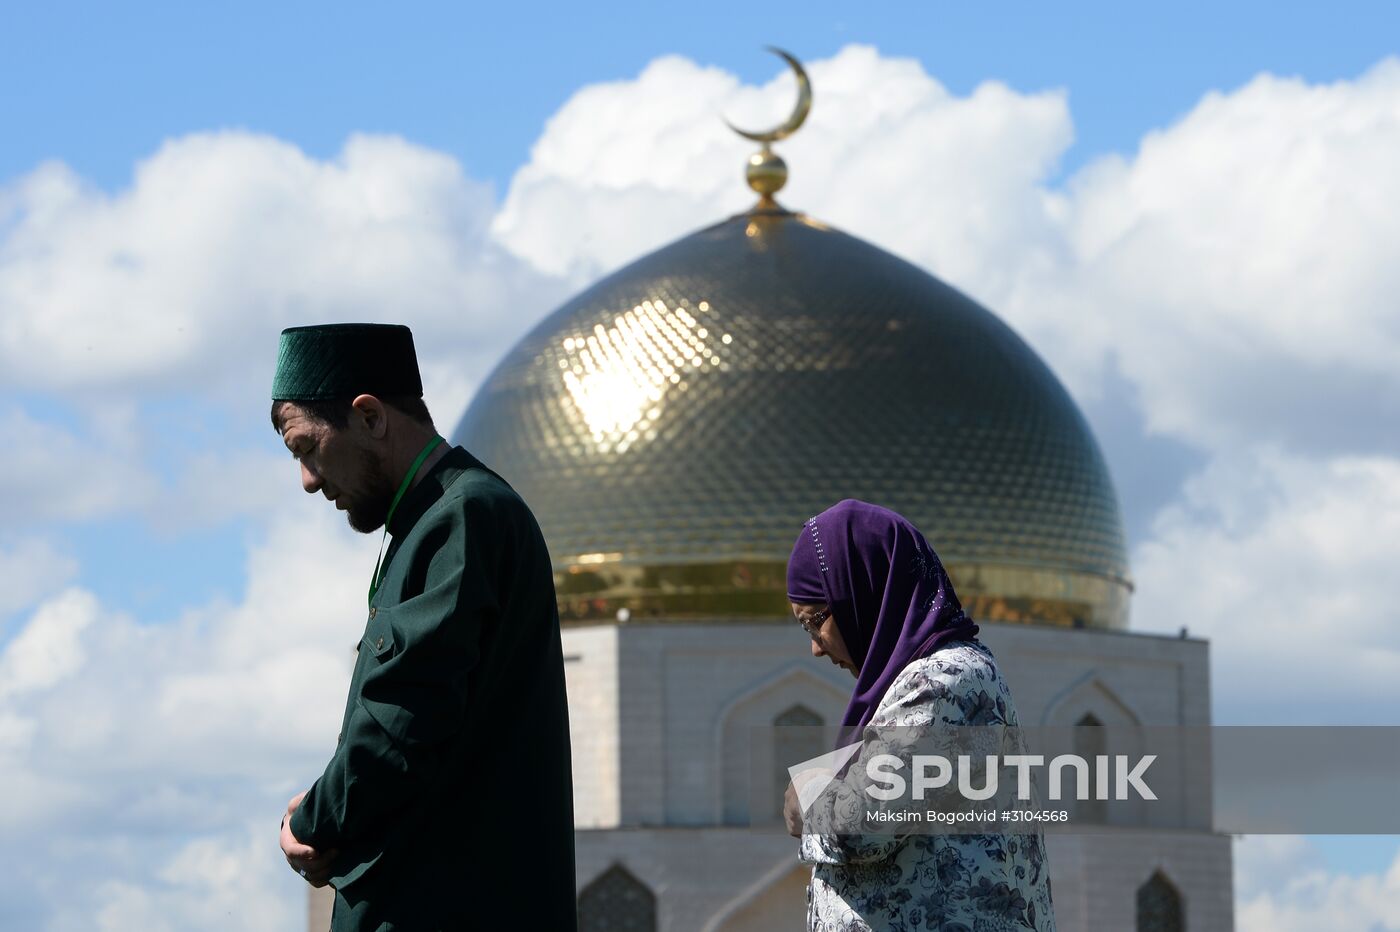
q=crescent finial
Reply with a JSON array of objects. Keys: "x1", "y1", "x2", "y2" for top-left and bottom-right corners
[
  {"x1": 725, "y1": 47, "x2": 811, "y2": 209},
  {"x1": 724, "y1": 47, "x2": 812, "y2": 144}
]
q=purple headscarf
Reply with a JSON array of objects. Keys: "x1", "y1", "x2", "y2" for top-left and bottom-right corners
[{"x1": 787, "y1": 499, "x2": 978, "y2": 740}]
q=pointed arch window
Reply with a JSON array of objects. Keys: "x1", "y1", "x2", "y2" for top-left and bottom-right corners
[
  {"x1": 1074, "y1": 712, "x2": 1107, "y2": 824},
  {"x1": 578, "y1": 863, "x2": 656, "y2": 932},
  {"x1": 1136, "y1": 869, "x2": 1184, "y2": 932}
]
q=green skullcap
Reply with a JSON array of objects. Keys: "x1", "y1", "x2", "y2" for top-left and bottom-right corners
[{"x1": 271, "y1": 323, "x2": 424, "y2": 401}]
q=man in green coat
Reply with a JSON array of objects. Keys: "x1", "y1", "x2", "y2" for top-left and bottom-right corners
[{"x1": 272, "y1": 323, "x2": 576, "y2": 930}]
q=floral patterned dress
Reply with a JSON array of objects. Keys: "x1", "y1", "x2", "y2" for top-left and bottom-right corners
[{"x1": 799, "y1": 640, "x2": 1056, "y2": 931}]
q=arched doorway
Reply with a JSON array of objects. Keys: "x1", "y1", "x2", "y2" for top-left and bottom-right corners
[
  {"x1": 578, "y1": 863, "x2": 657, "y2": 932},
  {"x1": 1136, "y1": 869, "x2": 1184, "y2": 932}
]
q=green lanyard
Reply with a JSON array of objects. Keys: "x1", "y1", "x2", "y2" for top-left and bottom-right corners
[{"x1": 368, "y1": 435, "x2": 445, "y2": 607}]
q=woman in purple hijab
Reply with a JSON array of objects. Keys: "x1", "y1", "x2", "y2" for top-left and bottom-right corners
[{"x1": 785, "y1": 500, "x2": 1056, "y2": 931}]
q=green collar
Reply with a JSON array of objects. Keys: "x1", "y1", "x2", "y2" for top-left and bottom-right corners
[{"x1": 368, "y1": 435, "x2": 444, "y2": 607}]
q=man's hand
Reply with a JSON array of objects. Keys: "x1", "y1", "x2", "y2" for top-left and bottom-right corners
[
  {"x1": 783, "y1": 781, "x2": 804, "y2": 837},
  {"x1": 280, "y1": 791, "x2": 339, "y2": 888}
]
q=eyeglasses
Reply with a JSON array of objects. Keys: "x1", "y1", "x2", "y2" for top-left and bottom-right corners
[{"x1": 796, "y1": 607, "x2": 831, "y2": 638}]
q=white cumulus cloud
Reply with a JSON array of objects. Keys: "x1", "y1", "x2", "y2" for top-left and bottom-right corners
[
  {"x1": 0, "y1": 504, "x2": 378, "y2": 922},
  {"x1": 0, "y1": 130, "x2": 571, "y2": 534},
  {"x1": 0, "y1": 405, "x2": 157, "y2": 526},
  {"x1": 1235, "y1": 835, "x2": 1400, "y2": 932},
  {"x1": 0, "y1": 587, "x2": 96, "y2": 700},
  {"x1": 1029, "y1": 58, "x2": 1400, "y2": 453},
  {"x1": 43, "y1": 821, "x2": 301, "y2": 932},
  {"x1": 0, "y1": 536, "x2": 78, "y2": 620},
  {"x1": 494, "y1": 44, "x2": 1072, "y2": 296},
  {"x1": 1133, "y1": 449, "x2": 1400, "y2": 724},
  {"x1": 0, "y1": 130, "x2": 566, "y2": 410}
]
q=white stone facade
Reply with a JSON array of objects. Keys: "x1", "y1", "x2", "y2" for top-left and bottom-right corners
[{"x1": 566, "y1": 619, "x2": 1232, "y2": 932}]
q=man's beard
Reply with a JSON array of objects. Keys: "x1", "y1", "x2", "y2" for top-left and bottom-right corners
[{"x1": 344, "y1": 448, "x2": 397, "y2": 534}]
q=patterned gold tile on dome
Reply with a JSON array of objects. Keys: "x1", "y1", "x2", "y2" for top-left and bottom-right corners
[{"x1": 454, "y1": 208, "x2": 1132, "y2": 629}]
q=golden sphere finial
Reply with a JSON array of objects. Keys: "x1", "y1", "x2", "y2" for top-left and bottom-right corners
[
  {"x1": 746, "y1": 146, "x2": 788, "y2": 204},
  {"x1": 725, "y1": 47, "x2": 810, "y2": 211}
]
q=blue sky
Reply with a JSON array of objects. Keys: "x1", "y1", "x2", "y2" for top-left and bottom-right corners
[
  {"x1": 6, "y1": 1, "x2": 1396, "y2": 193},
  {"x1": 2, "y1": 2, "x2": 1399, "y2": 928}
]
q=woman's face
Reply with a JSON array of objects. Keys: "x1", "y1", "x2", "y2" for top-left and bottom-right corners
[{"x1": 791, "y1": 601, "x2": 858, "y2": 677}]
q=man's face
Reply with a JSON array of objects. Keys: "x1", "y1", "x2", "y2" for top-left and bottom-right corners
[{"x1": 278, "y1": 403, "x2": 395, "y2": 533}]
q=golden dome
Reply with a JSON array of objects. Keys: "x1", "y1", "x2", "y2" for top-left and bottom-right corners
[{"x1": 453, "y1": 207, "x2": 1132, "y2": 629}]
